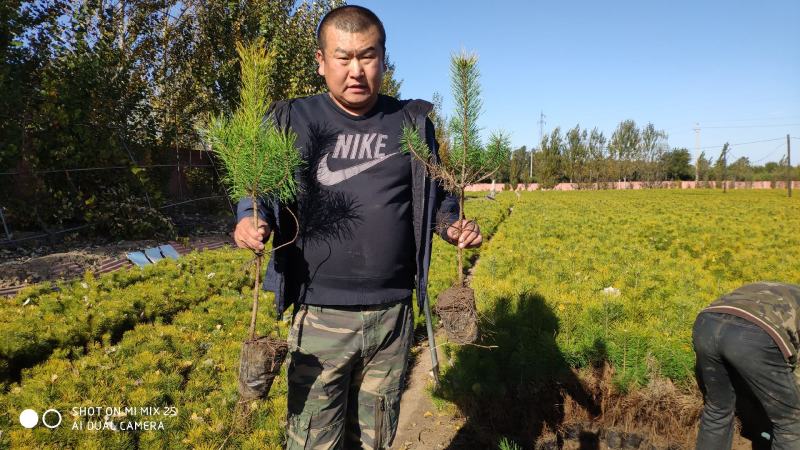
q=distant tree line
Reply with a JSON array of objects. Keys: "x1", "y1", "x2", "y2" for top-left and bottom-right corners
[
  {"x1": 491, "y1": 121, "x2": 796, "y2": 189},
  {"x1": 1, "y1": 0, "x2": 403, "y2": 238}
]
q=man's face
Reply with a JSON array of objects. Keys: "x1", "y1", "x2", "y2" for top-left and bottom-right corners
[{"x1": 315, "y1": 25, "x2": 384, "y2": 116}]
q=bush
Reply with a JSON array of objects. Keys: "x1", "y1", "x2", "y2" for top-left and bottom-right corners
[
  {"x1": 0, "y1": 284, "x2": 287, "y2": 449},
  {"x1": 84, "y1": 184, "x2": 175, "y2": 240}
]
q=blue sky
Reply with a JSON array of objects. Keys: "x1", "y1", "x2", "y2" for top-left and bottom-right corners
[{"x1": 357, "y1": 0, "x2": 800, "y2": 164}]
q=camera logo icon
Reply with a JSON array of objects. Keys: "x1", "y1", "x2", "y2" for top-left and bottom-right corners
[
  {"x1": 19, "y1": 409, "x2": 62, "y2": 429},
  {"x1": 19, "y1": 409, "x2": 37, "y2": 429}
]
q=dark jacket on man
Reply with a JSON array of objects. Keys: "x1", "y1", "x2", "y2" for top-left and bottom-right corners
[{"x1": 236, "y1": 97, "x2": 459, "y2": 318}]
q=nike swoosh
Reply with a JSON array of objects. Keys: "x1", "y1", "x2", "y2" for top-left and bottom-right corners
[{"x1": 316, "y1": 153, "x2": 398, "y2": 186}]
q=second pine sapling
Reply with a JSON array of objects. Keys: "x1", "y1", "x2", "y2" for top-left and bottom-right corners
[{"x1": 401, "y1": 51, "x2": 509, "y2": 343}]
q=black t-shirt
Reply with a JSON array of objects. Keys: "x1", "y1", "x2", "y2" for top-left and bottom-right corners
[{"x1": 285, "y1": 93, "x2": 415, "y2": 306}]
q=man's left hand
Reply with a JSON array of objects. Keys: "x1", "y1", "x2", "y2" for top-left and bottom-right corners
[{"x1": 446, "y1": 219, "x2": 482, "y2": 249}]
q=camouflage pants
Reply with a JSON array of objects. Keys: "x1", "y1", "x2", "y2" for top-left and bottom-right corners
[
  {"x1": 285, "y1": 299, "x2": 413, "y2": 450},
  {"x1": 693, "y1": 312, "x2": 800, "y2": 450}
]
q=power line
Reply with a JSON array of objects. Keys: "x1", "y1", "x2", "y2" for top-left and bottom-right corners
[
  {"x1": 697, "y1": 116, "x2": 800, "y2": 124},
  {"x1": 750, "y1": 142, "x2": 787, "y2": 164},
  {"x1": 701, "y1": 124, "x2": 800, "y2": 129},
  {"x1": 695, "y1": 137, "x2": 785, "y2": 151}
]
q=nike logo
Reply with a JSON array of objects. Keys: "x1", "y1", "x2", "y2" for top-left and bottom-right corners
[
  {"x1": 333, "y1": 133, "x2": 388, "y2": 159},
  {"x1": 316, "y1": 152, "x2": 397, "y2": 186}
]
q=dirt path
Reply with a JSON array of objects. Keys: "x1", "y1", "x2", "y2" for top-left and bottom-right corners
[
  {"x1": 392, "y1": 197, "x2": 515, "y2": 449},
  {"x1": 393, "y1": 342, "x2": 465, "y2": 450}
]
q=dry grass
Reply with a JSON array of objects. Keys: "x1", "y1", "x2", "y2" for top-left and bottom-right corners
[{"x1": 559, "y1": 363, "x2": 703, "y2": 448}]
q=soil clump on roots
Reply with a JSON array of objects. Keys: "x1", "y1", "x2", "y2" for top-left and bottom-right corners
[
  {"x1": 436, "y1": 285, "x2": 479, "y2": 344},
  {"x1": 238, "y1": 335, "x2": 288, "y2": 403}
]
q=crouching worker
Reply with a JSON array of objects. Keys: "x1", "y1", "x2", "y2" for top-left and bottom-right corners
[{"x1": 693, "y1": 282, "x2": 800, "y2": 450}]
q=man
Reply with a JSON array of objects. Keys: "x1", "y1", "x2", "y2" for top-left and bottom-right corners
[
  {"x1": 233, "y1": 5, "x2": 482, "y2": 449},
  {"x1": 693, "y1": 282, "x2": 800, "y2": 450}
]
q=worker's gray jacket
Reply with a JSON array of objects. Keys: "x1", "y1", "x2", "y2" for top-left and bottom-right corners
[
  {"x1": 702, "y1": 282, "x2": 800, "y2": 362},
  {"x1": 237, "y1": 98, "x2": 459, "y2": 317}
]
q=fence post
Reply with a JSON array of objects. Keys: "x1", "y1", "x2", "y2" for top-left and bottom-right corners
[{"x1": 0, "y1": 206, "x2": 12, "y2": 240}]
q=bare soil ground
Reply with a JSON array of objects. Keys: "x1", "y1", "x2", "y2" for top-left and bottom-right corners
[
  {"x1": 0, "y1": 240, "x2": 160, "y2": 288},
  {"x1": 0, "y1": 212, "x2": 234, "y2": 289},
  {"x1": 393, "y1": 338, "x2": 466, "y2": 450}
]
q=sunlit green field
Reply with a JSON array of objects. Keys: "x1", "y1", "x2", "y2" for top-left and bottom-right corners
[
  {"x1": 1, "y1": 189, "x2": 798, "y2": 448},
  {"x1": 1, "y1": 250, "x2": 289, "y2": 449},
  {"x1": 442, "y1": 189, "x2": 800, "y2": 402}
]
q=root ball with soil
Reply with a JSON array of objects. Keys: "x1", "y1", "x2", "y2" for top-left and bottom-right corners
[{"x1": 436, "y1": 285, "x2": 479, "y2": 344}]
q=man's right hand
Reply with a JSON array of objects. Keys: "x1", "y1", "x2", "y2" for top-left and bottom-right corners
[{"x1": 234, "y1": 217, "x2": 271, "y2": 251}]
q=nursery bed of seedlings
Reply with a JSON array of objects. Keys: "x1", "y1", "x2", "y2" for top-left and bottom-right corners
[
  {"x1": 0, "y1": 249, "x2": 251, "y2": 386},
  {"x1": 0, "y1": 190, "x2": 514, "y2": 449},
  {"x1": 1, "y1": 249, "x2": 288, "y2": 449},
  {"x1": 435, "y1": 189, "x2": 800, "y2": 447}
]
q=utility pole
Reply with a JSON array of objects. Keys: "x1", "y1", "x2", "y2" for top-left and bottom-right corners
[
  {"x1": 539, "y1": 111, "x2": 546, "y2": 146},
  {"x1": 721, "y1": 143, "x2": 729, "y2": 194},
  {"x1": 532, "y1": 111, "x2": 546, "y2": 180},
  {"x1": 789, "y1": 134, "x2": 793, "y2": 198},
  {"x1": 694, "y1": 123, "x2": 701, "y2": 183}
]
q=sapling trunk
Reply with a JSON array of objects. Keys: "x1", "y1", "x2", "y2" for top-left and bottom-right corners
[
  {"x1": 457, "y1": 50, "x2": 469, "y2": 287},
  {"x1": 249, "y1": 195, "x2": 260, "y2": 341},
  {"x1": 457, "y1": 188, "x2": 465, "y2": 286}
]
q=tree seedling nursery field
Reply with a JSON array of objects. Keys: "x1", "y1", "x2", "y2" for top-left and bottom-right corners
[{"x1": 1, "y1": 189, "x2": 798, "y2": 448}]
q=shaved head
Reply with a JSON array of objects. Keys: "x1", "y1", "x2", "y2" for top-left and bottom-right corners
[{"x1": 317, "y1": 5, "x2": 386, "y2": 54}]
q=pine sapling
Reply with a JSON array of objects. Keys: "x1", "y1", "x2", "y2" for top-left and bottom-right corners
[
  {"x1": 401, "y1": 51, "x2": 509, "y2": 344},
  {"x1": 200, "y1": 38, "x2": 302, "y2": 401}
]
